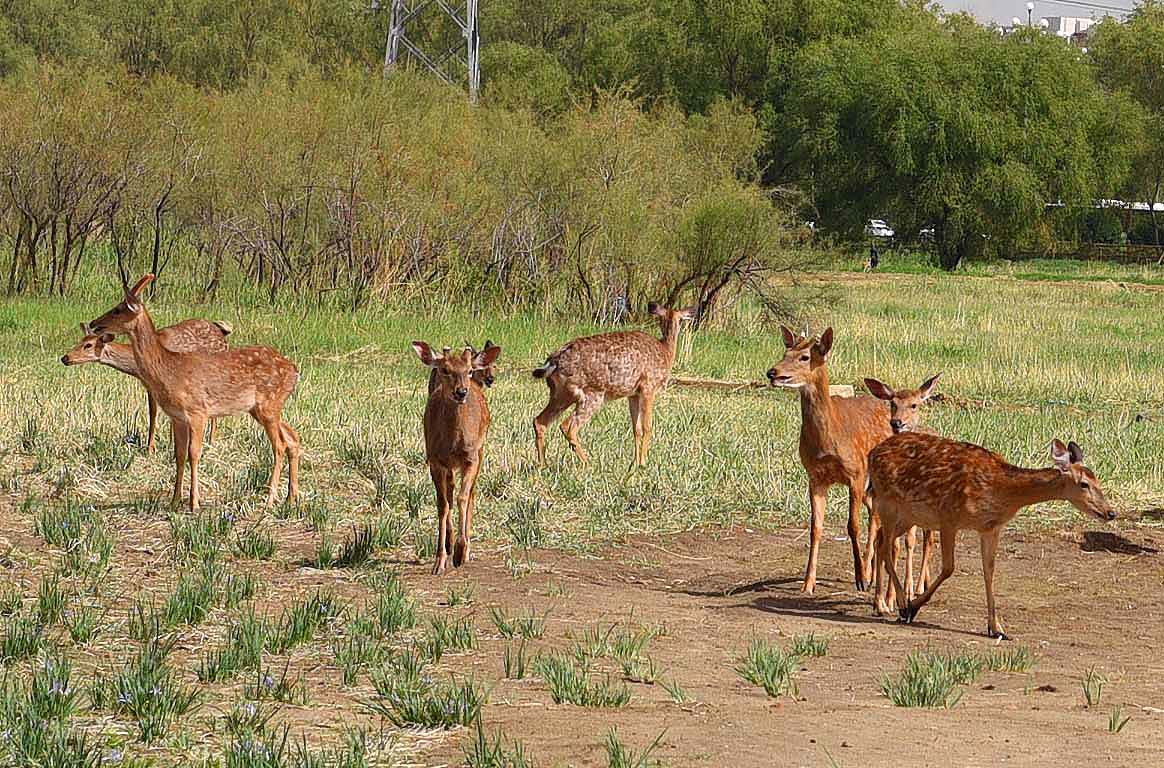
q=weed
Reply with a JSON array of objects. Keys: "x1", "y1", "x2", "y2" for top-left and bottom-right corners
[
  {"x1": 505, "y1": 499, "x2": 543, "y2": 550},
  {"x1": 790, "y1": 633, "x2": 829, "y2": 659},
  {"x1": 1082, "y1": 666, "x2": 1107, "y2": 708},
  {"x1": 1108, "y1": 705, "x2": 1131, "y2": 734},
  {"x1": 604, "y1": 727, "x2": 665, "y2": 768},
  {"x1": 446, "y1": 583, "x2": 475, "y2": 607},
  {"x1": 235, "y1": 526, "x2": 277, "y2": 560},
  {"x1": 36, "y1": 574, "x2": 66, "y2": 625},
  {"x1": 619, "y1": 654, "x2": 661, "y2": 684},
  {"x1": 334, "y1": 630, "x2": 385, "y2": 686},
  {"x1": 0, "y1": 585, "x2": 22, "y2": 616},
  {"x1": 89, "y1": 634, "x2": 202, "y2": 742},
  {"x1": 535, "y1": 653, "x2": 631, "y2": 708},
  {"x1": 880, "y1": 649, "x2": 984, "y2": 708},
  {"x1": 463, "y1": 719, "x2": 533, "y2": 768},
  {"x1": 245, "y1": 662, "x2": 309, "y2": 705},
  {"x1": 503, "y1": 640, "x2": 529, "y2": 680},
  {"x1": 64, "y1": 600, "x2": 102, "y2": 644},
  {"x1": 660, "y1": 677, "x2": 691, "y2": 704},
  {"x1": 335, "y1": 523, "x2": 375, "y2": 568},
  {"x1": 367, "y1": 671, "x2": 487, "y2": 729},
  {"x1": 423, "y1": 614, "x2": 477, "y2": 662},
  {"x1": 736, "y1": 639, "x2": 799, "y2": 699},
  {"x1": 268, "y1": 590, "x2": 342, "y2": 653},
  {"x1": 197, "y1": 607, "x2": 270, "y2": 683},
  {"x1": 984, "y1": 646, "x2": 1036, "y2": 673},
  {"x1": 169, "y1": 510, "x2": 232, "y2": 564}
]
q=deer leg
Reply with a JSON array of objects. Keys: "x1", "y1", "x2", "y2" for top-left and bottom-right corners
[
  {"x1": 430, "y1": 464, "x2": 452, "y2": 575},
  {"x1": 280, "y1": 421, "x2": 301, "y2": 502},
  {"x1": 849, "y1": 482, "x2": 868, "y2": 592},
  {"x1": 874, "y1": 526, "x2": 892, "y2": 615},
  {"x1": 208, "y1": 418, "x2": 218, "y2": 445},
  {"x1": 802, "y1": 481, "x2": 828, "y2": 594},
  {"x1": 980, "y1": 529, "x2": 1007, "y2": 640},
  {"x1": 880, "y1": 519, "x2": 910, "y2": 615},
  {"x1": 170, "y1": 419, "x2": 189, "y2": 510},
  {"x1": 259, "y1": 415, "x2": 286, "y2": 507},
  {"x1": 904, "y1": 526, "x2": 918, "y2": 601},
  {"x1": 146, "y1": 389, "x2": 158, "y2": 455},
  {"x1": 187, "y1": 414, "x2": 207, "y2": 512},
  {"x1": 919, "y1": 529, "x2": 936, "y2": 592},
  {"x1": 563, "y1": 394, "x2": 602, "y2": 466},
  {"x1": 902, "y1": 526, "x2": 957, "y2": 624},
  {"x1": 454, "y1": 456, "x2": 482, "y2": 568},
  {"x1": 628, "y1": 395, "x2": 644, "y2": 467},
  {"x1": 533, "y1": 388, "x2": 572, "y2": 464},
  {"x1": 639, "y1": 392, "x2": 655, "y2": 466}
]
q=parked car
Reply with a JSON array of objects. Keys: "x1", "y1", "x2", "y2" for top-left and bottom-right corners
[{"x1": 865, "y1": 219, "x2": 895, "y2": 238}]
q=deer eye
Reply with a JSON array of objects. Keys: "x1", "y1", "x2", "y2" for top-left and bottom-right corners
[
  {"x1": 1080, "y1": 481, "x2": 1090, "y2": 490},
  {"x1": 911, "y1": 404, "x2": 918, "y2": 409},
  {"x1": 84, "y1": 343, "x2": 92, "y2": 349},
  {"x1": 799, "y1": 354, "x2": 810, "y2": 362}
]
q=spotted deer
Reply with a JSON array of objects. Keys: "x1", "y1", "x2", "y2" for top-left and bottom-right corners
[
  {"x1": 870, "y1": 433, "x2": 1114, "y2": 638},
  {"x1": 863, "y1": 374, "x2": 941, "y2": 612},
  {"x1": 88, "y1": 275, "x2": 301, "y2": 511},
  {"x1": 61, "y1": 320, "x2": 232, "y2": 453},
  {"x1": 413, "y1": 342, "x2": 502, "y2": 575},
  {"x1": 532, "y1": 303, "x2": 696, "y2": 467},
  {"x1": 428, "y1": 340, "x2": 497, "y2": 394},
  {"x1": 766, "y1": 326, "x2": 891, "y2": 594}
]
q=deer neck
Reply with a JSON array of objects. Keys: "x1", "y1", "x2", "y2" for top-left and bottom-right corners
[
  {"x1": 798, "y1": 368, "x2": 838, "y2": 447},
  {"x1": 997, "y1": 467, "x2": 1068, "y2": 510},
  {"x1": 124, "y1": 310, "x2": 172, "y2": 390},
  {"x1": 99, "y1": 343, "x2": 140, "y2": 377},
  {"x1": 659, "y1": 318, "x2": 682, "y2": 365}
]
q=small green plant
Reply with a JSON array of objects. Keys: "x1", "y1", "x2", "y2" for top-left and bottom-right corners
[
  {"x1": 268, "y1": 590, "x2": 342, "y2": 653},
  {"x1": 503, "y1": 640, "x2": 528, "y2": 680},
  {"x1": 315, "y1": 531, "x2": 336, "y2": 568},
  {"x1": 169, "y1": 510, "x2": 233, "y2": 563},
  {"x1": 463, "y1": 719, "x2": 533, "y2": 768},
  {"x1": 880, "y1": 649, "x2": 983, "y2": 708},
  {"x1": 424, "y1": 614, "x2": 477, "y2": 662},
  {"x1": 535, "y1": 653, "x2": 631, "y2": 708},
  {"x1": 1107, "y1": 705, "x2": 1131, "y2": 734},
  {"x1": 335, "y1": 523, "x2": 375, "y2": 567},
  {"x1": 1082, "y1": 666, "x2": 1107, "y2": 708},
  {"x1": 64, "y1": 601, "x2": 102, "y2": 644},
  {"x1": 412, "y1": 521, "x2": 436, "y2": 562},
  {"x1": 604, "y1": 727, "x2": 665, "y2": 768},
  {"x1": 36, "y1": 574, "x2": 66, "y2": 625},
  {"x1": 127, "y1": 600, "x2": 165, "y2": 644},
  {"x1": 334, "y1": 630, "x2": 385, "y2": 686},
  {"x1": 984, "y1": 646, "x2": 1036, "y2": 673},
  {"x1": 367, "y1": 671, "x2": 487, "y2": 729},
  {"x1": 0, "y1": 584, "x2": 23, "y2": 615},
  {"x1": 446, "y1": 583, "x2": 475, "y2": 607},
  {"x1": 619, "y1": 654, "x2": 661, "y2": 684},
  {"x1": 736, "y1": 639, "x2": 799, "y2": 699},
  {"x1": 505, "y1": 499, "x2": 543, "y2": 550},
  {"x1": 235, "y1": 526, "x2": 276, "y2": 560},
  {"x1": 0, "y1": 611, "x2": 45, "y2": 664},
  {"x1": 660, "y1": 677, "x2": 690, "y2": 704},
  {"x1": 790, "y1": 633, "x2": 829, "y2": 659},
  {"x1": 197, "y1": 607, "x2": 269, "y2": 682},
  {"x1": 245, "y1": 662, "x2": 309, "y2": 705},
  {"x1": 89, "y1": 634, "x2": 202, "y2": 742}
]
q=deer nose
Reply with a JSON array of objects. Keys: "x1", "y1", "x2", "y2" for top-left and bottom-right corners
[
  {"x1": 766, "y1": 368, "x2": 777, "y2": 381},
  {"x1": 1106, "y1": 508, "x2": 1117, "y2": 521},
  {"x1": 484, "y1": 375, "x2": 494, "y2": 387},
  {"x1": 453, "y1": 387, "x2": 468, "y2": 402},
  {"x1": 60, "y1": 355, "x2": 69, "y2": 365},
  {"x1": 890, "y1": 419, "x2": 904, "y2": 432}
]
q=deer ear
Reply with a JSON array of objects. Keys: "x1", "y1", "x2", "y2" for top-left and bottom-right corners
[
  {"x1": 1067, "y1": 440, "x2": 1084, "y2": 464},
  {"x1": 679, "y1": 306, "x2": 699, "y2": 321},
  {"x1": 648, "y1": 302, "x2": 666, "y2": 318},
  {"x1": 483, "y1": 340, "x2": 494, "y2": 350},
  {"x1": 98, "y1": 333, "x2": 115, "y2": 344},
  {"x1": 411, "y1": 341, "x2": 439, "y2": 367},
  {"x1": 815, "y1": 327, "x2": 834, "y2": 358},
  {"x1": 474, "y1": 344, "x2": 502, "y2": 369},
  {"x1": 128, "y1": 274, "x2": 154, "y2": 297},
  {"x1": 918, "y1": 372, "x2": 942, "y2": 400},
  {"x1": 780, "y1": 325, "x2": 797, "y2": 349},
  {"x1": 864, "y1": 378, "x2": 895, "y2": 401},
  {"x1": 1050, "y1": 439, "x2": 1071, "y2": 470},
  {"x1": 79, "y1": 322, "x2": 89, "y2": 335}
]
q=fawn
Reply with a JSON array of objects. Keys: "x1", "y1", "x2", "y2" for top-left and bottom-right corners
[
  {"x1": 533, "y1": 303, "x2": 696, "y2": 466},
  {"x1": 863, "y1": 374, "x2": 942, "y2": 613},
  {"x1": 413, "y1": 341, "x2": 502, "y2": 575},
  {"x1": 88, "y1": 275, "x2": 301, "y2": 511},
  {"x1": 869, "y1": 433, "x2": 1114, "y2": 638},
  {"x1": 766, "y1": 326, "x2": 891, "y2": 594},
  {"x1": 428, "y1": 340, "x2": 497, "y2": 394},
  {"x1": 62, "y1": 320, "x2": 232, "y2": 453}
]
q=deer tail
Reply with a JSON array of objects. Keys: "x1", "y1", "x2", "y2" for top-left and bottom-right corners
[
  {"x1": 532, "y1": 360, "x2": 556, "y2": 379},
  {"x1": 211, "y1": 320, "x2": 233, "y2": 336}
]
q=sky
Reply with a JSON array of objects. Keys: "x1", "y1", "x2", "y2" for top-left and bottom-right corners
[{"x1": 945, "y1": 0, "x2": 1137, "y2": 24}]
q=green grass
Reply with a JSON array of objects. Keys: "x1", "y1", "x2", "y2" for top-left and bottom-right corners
[
  {"x1": 879, "y1": 649, "x2": 985, "y2": 708},
  {"x1": 1082, "y1": 666, "x2": 1107, "y2": 708},
  {"x1": 735, "y1": 639, "x2": 800, "y2": 699},
  {"x1": 534, "y1": 652, "x2": 632, "y2": 708}
]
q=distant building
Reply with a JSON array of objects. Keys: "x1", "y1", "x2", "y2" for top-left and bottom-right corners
[{"x1": 1042, "y1": 16, "x2": 1095, "y2": 38}]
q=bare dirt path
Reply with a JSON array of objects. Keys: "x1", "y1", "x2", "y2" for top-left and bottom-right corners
[{"x1": 421, "y1": 523, "x2": 1164, "y2": 767}]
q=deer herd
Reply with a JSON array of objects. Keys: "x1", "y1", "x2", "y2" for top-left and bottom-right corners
[{"x1": 60, "y1": 275, "x2": 1116, "y2": 640}]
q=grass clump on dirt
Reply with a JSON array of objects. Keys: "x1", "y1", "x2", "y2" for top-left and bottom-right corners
[
  {"x1": 535, "y1": 652, "x2": 632, "y2": 708},
  {"x1": 89, "y1": 635, "x2": 202, "y2": 742},
  {"x1": 605, "y1": 728, "x2": 667, "y2": 768},
  {"x1": 463, "y1": 719, "x2": 534, "y2": 768},
  {"x1": 880, "y1": 649, "x2": 985, "y2": 708},
  {"x1": 735, "y1": 638, "x2": 800, "y2": 699}
]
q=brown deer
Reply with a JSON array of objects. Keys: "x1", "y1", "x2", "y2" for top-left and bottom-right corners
[
  {"x1": 61, "y1": 320, "x2": 232, "y2": 453},
  {"x1": 533, "y1": 303, "x2": 696, "y2": 467},
  {"x1": 863, "y1": 374, "x2": 941, "y2": 611},
  {"x1": 87, "y1": 275, "x2": 301, "y2": 511},
  {"x1": 766, "y1": 326, "x2": 890, "y2": 594},
  {"x1": 870, "y1": 433, "x2": 1114, "y2": 638},
  {"x1": 428, "y1": 340, "x2": 497, "y2": 394},
  {"x1": 413, "y1": 341, "x2": 502, "y2": 575}
]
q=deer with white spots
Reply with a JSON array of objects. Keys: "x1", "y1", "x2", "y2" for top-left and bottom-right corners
[{"x1": 87, "y1": 275, "x2": 301, "y2": 511}]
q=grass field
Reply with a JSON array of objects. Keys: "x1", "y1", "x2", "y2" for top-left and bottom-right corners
[{"x1": 0, "y1": 268, "x2": 1161, "y2": 765}]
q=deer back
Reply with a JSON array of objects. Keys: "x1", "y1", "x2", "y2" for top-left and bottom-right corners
[
  {"x1": 158, "y1": 319, "x2": 231, "y2": 354},
  {"x1": 546, "y1": 331, "x2": 669, "y2": 398}
]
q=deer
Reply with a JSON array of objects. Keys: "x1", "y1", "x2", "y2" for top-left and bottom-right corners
[
  {"x1": 61, "y1": 320, "x2": 232, "y2": 453},
  {"x1": 863, "y1": 374, "x2": 941, "y2": 613},
  {"x1": 412, "y1": 341, "x2": 502, "y2": 575},
  {"x1": 87, "y1": 275, "x2": 301, "y2": 512},
  {"x1": 869, "y1": 433, "x2": 1115, "y2": 639},
  {"x1": 766, "y1": 326, "x2": 891, "y2": 594},
  {"x1": 532, "y1": 303, "x2": 696, "y2": 467},
  {"x1": 428, "y1": 340, "x2": 497, "y2": 394}
]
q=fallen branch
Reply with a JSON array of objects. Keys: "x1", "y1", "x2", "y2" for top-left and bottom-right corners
[{"x1": 669, "y1": 375, "x2": 854, "y2": 398}]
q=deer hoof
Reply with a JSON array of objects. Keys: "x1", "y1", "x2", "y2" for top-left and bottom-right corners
[
  {"x1": 453, "y1": 540, "x2": 469, "y2": 568},
  {"x1": 432, "y1": 556, "x2": 449, "y2": 576},
  {"x1": 799, "y1": 581, "x2": 815, "y2": 595},
  {"x1": 854, "y1": 576, "x2": 867, "y2": 593},
  {"x1": 898, "y1": 604, "x2": 919, "y2": 624},
  {"x1": 988, "y1": 628, "x2": 1010, "y2": 641}
]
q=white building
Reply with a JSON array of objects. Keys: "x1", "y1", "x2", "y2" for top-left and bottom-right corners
[{"x1": 1041, "y1": 16, "x2": 1095, "y2": 38}]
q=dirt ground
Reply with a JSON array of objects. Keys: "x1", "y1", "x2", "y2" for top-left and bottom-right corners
[{"x1": 420, "y1": 522, "x2": 1164, "y2": 768}]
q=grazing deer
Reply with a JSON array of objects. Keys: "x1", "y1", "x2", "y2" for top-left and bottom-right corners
[
  {"x1": 61, "y1": 320, "x2": 232, "y2": 453},
  {"x1": 87, "y1": 275, "x2": 301, "y2": 511},
  {"x1": 428, "y1": 340, "x2": 497, "y2": 394},
  {"x1": 870, "y1": 433, "x2": 1114, "y2": 638},
  {"x1": 766, "y1": 326, "x2": 891, "y2": 594},
  {"x1": 532, "y1": 303, "x2": 696, "y2": 467},
  {"x1": 413, "y1": 341, "x2": 502, "y2": 575},
  {"x1": 863, "y1": 375, "x2": 942, "y2": 613}
]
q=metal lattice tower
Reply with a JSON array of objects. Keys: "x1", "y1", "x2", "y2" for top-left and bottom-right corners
[{"x1": 378, "y1": 0, "x2": 480, "y2": 103}]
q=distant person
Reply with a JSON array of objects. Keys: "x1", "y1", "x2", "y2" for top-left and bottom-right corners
[{"x1": 864, "y1": 242, "x2": 880, "y2": 272}]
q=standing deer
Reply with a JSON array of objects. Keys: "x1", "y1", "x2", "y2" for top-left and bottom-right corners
[
  {"x1": 413, "y1": 341, "x2": 502, "y2": 575},
  {"x1": 428, "y1": 340, "x2": 497, "y2": 394},
  {"x1": 863, "y1": 374, "x2": 941, "y2": 612},
  {"x1": 61, "y1": 320, "x2": 232, "y2": 453},
  {"x1": 870, "y1": 433, "x2": 1114, "y2": 638},
  {"x1": 87, "y1": 275, "x2": 301, "y2": 511},
  {"x1": 532, "y1": 303, "x2": 696, "y2": 467},
  {"x1": 766, "y1": 326, "x2": 890, "y2": 594}
]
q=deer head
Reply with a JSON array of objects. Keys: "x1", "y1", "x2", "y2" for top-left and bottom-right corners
[
  {"x1": 767, "y1": 326, "x2": 832, "y2": 389},
  {"x1": 648, "y1": 302, "x2": 697, "y2": 331},
  {"x1": 466, "y1": 340, "x2": 498, "y2": 387},
  {"x1": 864, "y1": 373, "x2": 942, "y2": 433},
  {"x1": 1050, "y1": 439, "x2": 1115, "y2": 521},
  {"x1": 413, "y1": 341, "x2": 502, "y2": 405},
  {"x1": 60, "y1": 323, "x2": 115, "y2": 366},
  {"x1": 89, "y1": 274, "x2": 154, "y2": 336}
]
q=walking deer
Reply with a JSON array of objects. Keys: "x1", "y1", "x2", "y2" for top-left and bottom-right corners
[
  {"x1": 533, "y1": 303, "x2": 696, "y2": 467},
  {"x1": 869, "y1": 433, "x2": 1114, "y2": 638},
  {"x1": 413, "y1": 341, "x2": 502, "y2": 575},
  {"x1": 62, "y1": 320, "x2": 232, "y2": 453},
  {"x1": 766, "y1": 326, "x2": 890, "y2": 594},
  {"x1": 864, "y1": 374, "x2": 941, "y2": 611},
  {"x1": 87, "y1": 275, "x2": 301, "y2": 511}
]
